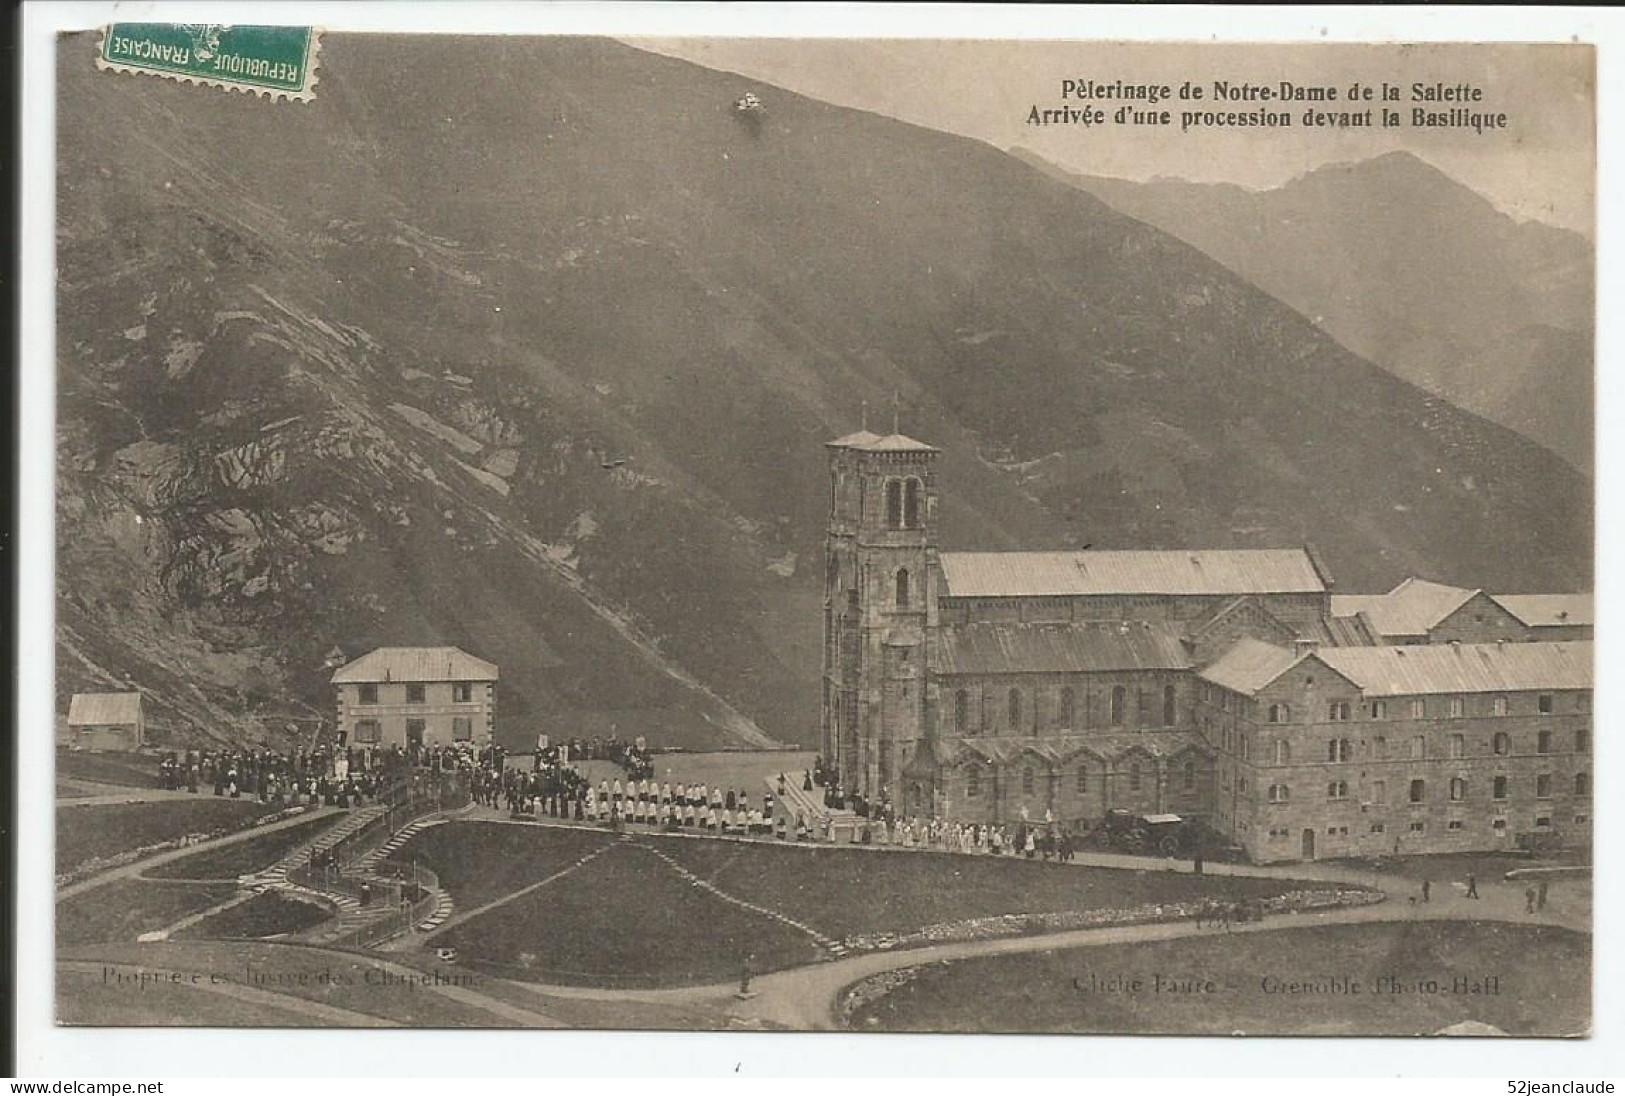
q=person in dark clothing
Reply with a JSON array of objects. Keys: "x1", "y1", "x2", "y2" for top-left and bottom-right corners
[
  {"x1": 1421, "y1": 879, "x2": 1431, "y2": 903},
  {"x1": 1465, "y1": 872, "x2": 1479, "y2": 899}
]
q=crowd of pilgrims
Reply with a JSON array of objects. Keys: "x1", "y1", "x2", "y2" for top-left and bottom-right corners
[
  {"x1": 158, "y1": 740, "x2": 1083, "y2": 861},
  {"x1": 470, "y1": 747, "x2": 1080, "y2": 860},
  {"x1": 154, "y1": 741, "x2": 490, "y2": 808}
]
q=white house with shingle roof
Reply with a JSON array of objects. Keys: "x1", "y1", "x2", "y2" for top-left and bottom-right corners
[{"x1": 331, "y1": 646, "x2": 498, "y2": 750}]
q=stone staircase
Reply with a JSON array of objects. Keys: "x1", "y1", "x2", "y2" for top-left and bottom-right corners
[
  {"x1": 357, "y1": 812, "x2": 463, "y2": 933},
  {"x1": 243, "y1": 802, "x2": 474, "y2": 946},
  {"x1": 763, "y1": 774, "x2": 855, "y2": 837},
  {"x1": 238, "y1": 805, "x2": 388, "y2": 889}
]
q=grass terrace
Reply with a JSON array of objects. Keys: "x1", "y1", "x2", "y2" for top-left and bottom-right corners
[
  {"x1": 392, "y1": 821, "x2": 618, "y2": 908},
  {"x1": 146, "y1": 811, "x2": 335, "y2": 880},
  {"x1": 56, "y1": 749, "x2": 158, "y2": 789},
  {"x1": 175, "y1": 892, "x2": 331, "y2": 941},
  {"x1": 407, "y1": 821, "x2": 1361, "y2": 988},
  {"x1": 57, "y1": 879, "x2": 238, "y2": 946},
  {"x1": 56, "y1": 799, "x2": 277, "y2": 876},
  {"x1": 844, "y1": 921, "x2": 1590, "y2": 1036},
  {"x1": 642, "y1": 830, "x2": 1320, "y2": 941},
  {"x1": 434, "y1": 841, "x2": 824, "y2": 986}
]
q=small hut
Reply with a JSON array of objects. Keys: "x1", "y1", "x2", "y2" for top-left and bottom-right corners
[{"x1": 66, "y1": 692, "x2": 145, "y2": 752}]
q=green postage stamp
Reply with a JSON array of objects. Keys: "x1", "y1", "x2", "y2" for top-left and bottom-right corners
[{"x1": 96, "y1": 23, "x2": 320, "y2": 101}]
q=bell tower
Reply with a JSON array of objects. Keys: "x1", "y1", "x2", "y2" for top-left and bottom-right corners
[{"x1": 821, "y1": 420, "x2": 940, "y2": 805}]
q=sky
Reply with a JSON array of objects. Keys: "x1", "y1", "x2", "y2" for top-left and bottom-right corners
[{"x1": 633, "y1": 39, "x2": 1595, "y2": 236}]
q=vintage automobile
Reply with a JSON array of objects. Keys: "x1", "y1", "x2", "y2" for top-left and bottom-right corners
[{"x1": 1096, "y1": 808, "x2": 1188, "y2": 854}]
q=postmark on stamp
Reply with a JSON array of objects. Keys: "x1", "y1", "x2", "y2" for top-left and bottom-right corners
[{"x1": 95, "y1": 23, "x2": 320, "y2": 102}]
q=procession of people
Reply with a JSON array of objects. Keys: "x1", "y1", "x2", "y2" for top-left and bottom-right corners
[{"x1": 151, "y1": 737, "x2": 1091, "y2": 865}]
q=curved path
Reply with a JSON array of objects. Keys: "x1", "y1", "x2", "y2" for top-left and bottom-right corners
[
  {"x1": 57, "y1": 806, "x2": 345, "y2": 900},
  {"x1": 56, "y1": 783, "x2": 236, "y2": 808}
]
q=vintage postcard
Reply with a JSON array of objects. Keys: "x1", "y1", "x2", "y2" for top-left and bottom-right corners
[{"x1": 50, "y1": 26, "x2": 1593, "y2": 1039}]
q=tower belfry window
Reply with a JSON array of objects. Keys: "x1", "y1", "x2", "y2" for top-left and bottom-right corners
[
  {"x1": 903, "y1": 478, "x2": 922, "y2": 528},
  {"x1": 895, "y1": 568, "x2": 911, "y2": 609},
  {"x1": 886, "y1": 479, "x2": 904, "y2": 528}
]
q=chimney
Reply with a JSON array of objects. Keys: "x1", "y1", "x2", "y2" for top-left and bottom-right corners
[{"x1": 1294, "y1": 637, "x2": 1319, "y2": 656}]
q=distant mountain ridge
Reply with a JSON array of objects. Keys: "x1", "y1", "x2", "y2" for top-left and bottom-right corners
[
  {"x1": 55, "y1": 36, "x2": 1591, "y2": 748},
  {"x1": 1012, "y1": 148, "x2": 1594, "y2": 470}
]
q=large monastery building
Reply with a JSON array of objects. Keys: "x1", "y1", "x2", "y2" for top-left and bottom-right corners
[{"x1": 819, "y1": 430, "x2": 1592, "y2": 863}]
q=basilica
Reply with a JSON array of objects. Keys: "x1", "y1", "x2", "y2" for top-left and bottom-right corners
[{"x1": 818, "y1": 430, "x2": 1592, "y2": 863}]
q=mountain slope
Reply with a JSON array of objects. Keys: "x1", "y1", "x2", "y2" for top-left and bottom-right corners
[
  {"x1": 1014, "y1": 149, "x2": 1595, "y2": 470},
  {"x1": 56, "y1": 36, "x2": 1591, "y2": 748}
]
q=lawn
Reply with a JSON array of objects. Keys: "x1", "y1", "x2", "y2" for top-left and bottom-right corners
[
  {"x1": 845, "y1": 920, "x2": 1591, "y2": 1036},
  {"x1": 175, "y1": 892, "x2": 331, "y2": 941},
  {"x1": 56, "y1": 750, "x2": 158, "y2": 789},
  {"x1": 393, "y1": 821, "x2": 618, "y2": 908},
  {"x1": 642, "y1": 831, "x2": 1327, "y2": 941},
  {"x1": 146, "y1": 811, "x2": 336, "y2": 880},
  {"x1": 57, "y1": 879, "x2": 239, "y2": 946},
  {"x1": 56, "y1": 799, "x2": 276, "y2": 876},
  {"x1": 406, "y1": 822, "x2": 1357, "y2": 988},
  {"x1": 434, "y1": 842, "x2": 824, "y2": 987}
]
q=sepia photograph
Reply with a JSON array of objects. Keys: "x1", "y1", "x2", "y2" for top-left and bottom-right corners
[{"x1": 43, "y1": 21, "x2": 1594, "y2": 1043}]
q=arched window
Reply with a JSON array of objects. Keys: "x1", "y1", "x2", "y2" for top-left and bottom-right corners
[
  {"x1": 1450, "y1": 777, "x2": 1466, "y2": 802},
  {"x1": 1575, "y1": 771, "x2": 1591, "y2": 797},
  {"x1": 1273, "y1": 740, "x2": 1291, "y2": 765},
  {"x1": 1163, "y1": 684, "x2": 1177, "y2": 726},
  {"x1": 1327, "y1": 780, "x2": 1348, "y2": 800},
  {"x1": 1059, "y1": 687, "x2": 1076, "y2": 729},
  {"x1": 1328, "y1": 738, "x2": 1353, "y2": 763},
  {"x1": 1409, "y1": 779, "x2": 1426, "y2": 803},
  {"x1": 1268, "y1": 703, "x2": 1290, "y2": 724},
  {"x1": 1267, "y1": 783, "x2": 1290, "y2": 804},
  {"x1": 1493, "y1": 732, "x2": 1511, "y2": 756},
  {"x1": 966, "y1": 765, "x2": 981, "y2": 798},
  {"x1": 1008, "y1": 688, "x2": 1023, "y2": 731},
  {"x1": 902, "y1": 478, "x2": 922, "y2": 529},
  {"x1": 1183, "y1": 761, "x2": 1196, "y2": 791},
  {"x1": 1021, "y1": 766, "x2": 1035, "y2": 795},
  {"x1": 954, "y1": 690, "x2": 970, "y2": 733},
  {"x1": 1129, "y1": 762, "x2": 1142, "y2": 791},
  {"x1": 894, "y1": 568, "x2": 910, "y2": 609},
  {"x1": 1077, "y1": 764, "x2": 1088, "y2": 794},
  {"x1": 885, "y1": 479, "x2": 904, "y2": 528},
  {"x1": 1493, "y1": 775, "x2": 1508, "y2": 800},
  {"x1": 1110, "y1": 686, "x2": 1126, "y2": 726}
]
